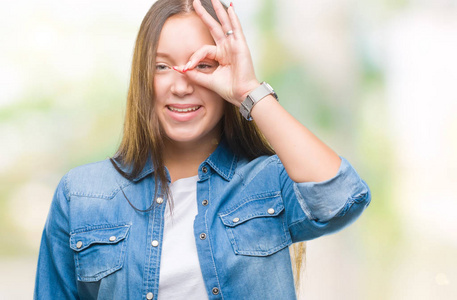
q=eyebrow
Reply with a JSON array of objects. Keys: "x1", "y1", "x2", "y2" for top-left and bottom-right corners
[{"x1": 156, "y1": 52, "x2": 171, "y2": 58}]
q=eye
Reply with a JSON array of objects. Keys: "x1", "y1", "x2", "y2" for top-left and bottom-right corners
[
  {"x1": 196, "y1": 63, "x2": 212, "y2": 70},
  {"x1": 195, "y1": 62, "x2": 218, "y2": 73},
  {"x1": 155, "y1": 63, "x2": 170, "y2": 72}
]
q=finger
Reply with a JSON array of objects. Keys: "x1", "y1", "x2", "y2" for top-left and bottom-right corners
[
  {"x1": 185, "y1": 69, "x2": 213, "y2": 90},
  {"x1": 210, "y1": 0, "x2": 233, "y2": 34},
  {"x1": 183, "y1": 45, "x2": 217, "y2": 72},
  {"x1": 227, "y1": 3, "x2": 244, "y2": 41},
  {"x1": 193, "y1": 0, "x2": 225, "y2": 42}
]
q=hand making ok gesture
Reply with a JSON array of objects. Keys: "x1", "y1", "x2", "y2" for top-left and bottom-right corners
[{"x1": 180, "y1": 0, "x2": 260, "y2": 107}]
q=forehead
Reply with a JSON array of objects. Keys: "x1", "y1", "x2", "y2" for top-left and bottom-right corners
[{"x1": 157, "y1": 13, "x2": 215, "y2": 58}]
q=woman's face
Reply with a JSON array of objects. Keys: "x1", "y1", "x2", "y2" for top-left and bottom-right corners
[{"x1": 154, "y1": 13, "x2": 225, "y2": 148}]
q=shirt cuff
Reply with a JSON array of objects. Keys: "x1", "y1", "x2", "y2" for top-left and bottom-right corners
[{"x1": 293, "y1": 157, "x2": 370, "y2": 222}]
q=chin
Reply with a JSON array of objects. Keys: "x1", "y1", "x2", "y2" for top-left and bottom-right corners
[
  {"x1": 162, "y1": 124, "x2": 221, "y2": 147},
  {"x1": 164, "y1": 129, "x2": 203, "y2": 144}
]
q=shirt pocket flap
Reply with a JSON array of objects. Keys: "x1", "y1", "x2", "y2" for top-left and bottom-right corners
[
  {"x1": 70, "y1": 225, "x2": 130, "y2": 252},
  {"x1": 219, "y1": 193, "x2": 285, "y2": 227}
]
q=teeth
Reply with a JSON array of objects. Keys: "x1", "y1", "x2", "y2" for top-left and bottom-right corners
[{"x1": 168, "y1": 106, "x2": 200, "y2": 113}]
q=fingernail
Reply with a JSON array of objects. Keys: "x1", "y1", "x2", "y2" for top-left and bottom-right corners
[
  {"x1": 230, "y1": 2, "x2": 233, "y2": 7},
  {"x1": 183, "y1": 61, "x2": 192, "y2": 72}
]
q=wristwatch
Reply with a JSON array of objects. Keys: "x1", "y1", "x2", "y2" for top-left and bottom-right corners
[{"x1": 240, "y1": 82, "x2": 278, "y2": 120}]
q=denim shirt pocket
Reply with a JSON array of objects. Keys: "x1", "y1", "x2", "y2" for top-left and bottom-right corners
[
  {"x1": 219, "y1": 192, "x2": 292, "y2": 256},
  {"x1": 70, "y1": 224, "x2": 131, "y2": 282}
]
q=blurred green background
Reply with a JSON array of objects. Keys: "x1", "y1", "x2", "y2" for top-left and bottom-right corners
[{"x1": 1, "y1": 0, "x2": 456, "y2": 299}]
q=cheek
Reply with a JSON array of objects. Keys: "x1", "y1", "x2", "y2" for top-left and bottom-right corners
[
  {"x1": 213, "y1": 93, "x2": 226, "y2": 114},
  {"x1": 153, "y1": 75, "x2": 170, "y2": 100},
  {"x1": 211, "y1": 98, "x2": 226, "y2": 122},
  {"x1": 153, "y1": 79, "x2": 166, "y2": 116}
]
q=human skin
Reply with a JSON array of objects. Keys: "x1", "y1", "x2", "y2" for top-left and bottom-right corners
[
  {"x1": 165, "y1": 0, "x2": 341, "y2": 183},
  {"x1": 154, "y1": 13, "x2": 226, "y2": 182}
]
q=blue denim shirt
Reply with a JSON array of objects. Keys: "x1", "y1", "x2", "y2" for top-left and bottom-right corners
[{"x1": 34, "y1": 140, "x2": 370, "y2": 300}]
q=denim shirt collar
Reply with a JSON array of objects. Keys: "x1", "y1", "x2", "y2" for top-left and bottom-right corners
[
  {"x1": 204, "y1": 139, "x2": 238, "y2": 181},
  {"x1": 110, "y1": 156, "x2": 154, "y2": 183},
  {"x1": 119, "y1": 139, "x2": 238, "y2": 182}
]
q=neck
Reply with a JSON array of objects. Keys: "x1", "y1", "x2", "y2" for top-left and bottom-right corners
[{"x1": 163, "y1": 138, "x2": 220, "y2": 182}]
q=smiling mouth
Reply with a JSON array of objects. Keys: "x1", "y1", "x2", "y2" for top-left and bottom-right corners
[{"x1": 167, "y1": 105, "x2": 201, "y2": 113}]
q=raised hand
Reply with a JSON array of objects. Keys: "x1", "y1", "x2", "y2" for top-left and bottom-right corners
[{"x1": 182, "y1": 0, "x2": 260, "y2": 107}]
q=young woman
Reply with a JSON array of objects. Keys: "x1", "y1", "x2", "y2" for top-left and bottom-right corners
[{"x1": 34, "y1": 0, "x2": 371, "y2": 299}]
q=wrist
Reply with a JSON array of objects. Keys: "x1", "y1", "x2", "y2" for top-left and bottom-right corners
[
  {"x1": 240, "y1": 81, "x2": 261, "y2": 102},
  {"x1": 239, "y1": 82, "x2": 279, "y2": 120}
]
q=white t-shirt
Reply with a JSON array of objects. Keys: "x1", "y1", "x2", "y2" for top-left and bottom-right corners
[{"x1": 157, "y1": 175, "x2": 209, "y2": 300}]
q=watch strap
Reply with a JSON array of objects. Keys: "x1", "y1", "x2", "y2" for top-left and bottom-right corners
[{"x1": 240, "y1": 82, "x2": 278, "y2": 120}]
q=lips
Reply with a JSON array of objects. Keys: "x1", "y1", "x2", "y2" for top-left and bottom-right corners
[
  {"x1": 165, "y1": 104, "x2": 202, "y2": 122},
  {"x1": 167, "y1": 105, "x2": 201, "y2": 113}
]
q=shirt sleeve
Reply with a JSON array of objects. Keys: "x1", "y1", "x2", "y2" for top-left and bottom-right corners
[
  {"x1": 34, "y1": 174, "x2": 79, "y2": 300},
  {"x1": 279, "y1": 156, "x2": 371, "y2": 242}
]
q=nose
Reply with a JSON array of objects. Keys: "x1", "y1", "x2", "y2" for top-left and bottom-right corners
[{"x1": 170, "y1": 70, "x2": 193, "y2": 97}]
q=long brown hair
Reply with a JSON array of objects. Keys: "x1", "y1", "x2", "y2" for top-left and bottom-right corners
[{"x1": 110, "y1": 0, "x2": 305, "y2": 291}]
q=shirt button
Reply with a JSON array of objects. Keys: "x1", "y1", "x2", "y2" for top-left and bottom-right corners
[
  {"x1": 76, "y1": 241, "x2": 83, "y2": 249},
  {"x1": 146, "y1": 292, "x2": 154, "y2": 299},
  {"x1": 267, "y1": 208, "x2": 275, "y2": 215},
  {"x1": 212, "y1": 287, "x2": 220, "y2": 295},
  {"x1": 151, "y1": 240, "x2": 159, "y2": 247},
  {"x1": 232, "y1": 217, "x2": 240, "y2": 223},
  {"x1": 200, "y1": 233, "x2": 207, "y2": 240},
  {"x1": 202, "y1": 166, "x2": 208, "y2": 173},
  {"x1": 202, "y1": 199, "x2": 208, "y2": 206},
  {"x1": 109, "y1": 236, "x2": 116, "y2": 242},
  {"x1": 156, "y1": 197, "x2": 164, "y2": 204}
]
